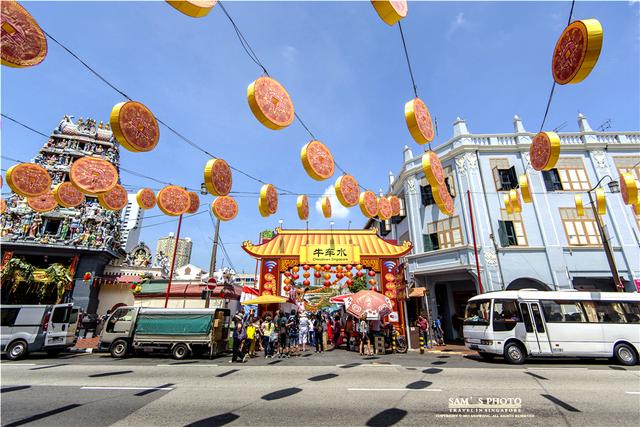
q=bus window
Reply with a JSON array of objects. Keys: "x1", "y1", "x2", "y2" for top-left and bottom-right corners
[
  {"x1": 493, "y1": 300, "x2": 521, "y2": 331},
  {"x1": 541, "y1": 301, "x2": 586, "y2": 323},
  {"x1": 530, "y1": 304, "x2": 545, "y2": 333},
  {"x1": 519, "y1": 303, "x2": 534, "y2": 332},
  {"x1": 620, "y1": 302, "x2": 640, "y2": 324},
  {"x1": 464, "y1": 300, "x2": 490, "y2": 326}
]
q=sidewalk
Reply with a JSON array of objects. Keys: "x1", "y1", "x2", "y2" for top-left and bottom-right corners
[
  {"x1": 418, "y1": 343, "x2": 474, "y2": 355},
  {"x1": 72, "y1": 336, "x2": 99, "y2": 352}
]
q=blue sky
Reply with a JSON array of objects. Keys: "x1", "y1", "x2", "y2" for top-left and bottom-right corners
[{"x1": 3, "y1": 1, "x2": 639, "y2": 273}]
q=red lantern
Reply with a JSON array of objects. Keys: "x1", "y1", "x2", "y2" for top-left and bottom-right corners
[
  {"x1": 314, "y1": 272, "x2": 321, "y2": 278},
  {"x1": 336, "y1": 273, "x2": 344, "y2": 279},
  {"x1": 323, "y1": 273, "x2": 331, "y2": 280},
  {"x1": 83, "y1": 272, "x2": 92, "y2": 281},
  {"x1": 292, "y1": 266, "x2": 300, "y2": 273},
  {"x1": 303, "y1": 279, "x2": 310, "y2": 287},
  {"x1": 345, "y1": 264, "x2": 353, "y2": 270},
  {"x1": 284, "y1": 271, "x2": 291, "y2": 278},
  {"x1": 130, "y1": 284, "x2": 136, "y2": 290},
  {"x1": 303, "y1": 272, "x2": 310, "y2": 279},
  {"x1": 368, "y1": 270, "x2": 376, "y2": 277},
  {"x1": 323, "y1": 280, "x2": 331, "y2": 287},
  {"x1": 284, "y1": 285, "x2": 291, "y2": 292},
  {"x1": 292, "y1": 274, "x2": 300, "y2": 280},
  {"x1": 356, "y1": 271, "x2": 364, "y2": 278},
  {"x1": 368, "y1": 279, "x2": 377, "y2": 286},
  {"x1": 324, "y1": 264, "x2": 331, "y2": 271},
  {"x1": 302, "y1": 264, "x2": 310, "y2": 271},
  {"x1": 355, "y1": 264, "x2": 363, "y2": 271}
]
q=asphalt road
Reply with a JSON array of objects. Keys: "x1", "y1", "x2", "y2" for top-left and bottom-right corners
[{"x1": 1, "y1": 350, "x2": 639, "y2": 427}]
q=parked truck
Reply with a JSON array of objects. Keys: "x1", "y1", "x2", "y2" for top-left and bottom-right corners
[
  {"x1": 1, "y1": 303, "x2": 80, "y2": 360},
  {"x1": 98, "y1": 307, "x2": 231, "y2": 360}
]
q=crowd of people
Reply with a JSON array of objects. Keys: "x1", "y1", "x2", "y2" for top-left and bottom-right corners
[{"x1": 229, "y1": 307, "x2": 446, "y2": 363}]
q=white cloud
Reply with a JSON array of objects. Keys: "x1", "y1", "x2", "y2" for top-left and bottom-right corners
[
  {"x1": 315, "y1": 185, "x2": 350, "y2": 219},
  {"x1": 281, "y1": 45, "x2": 297, "y2": 64},
  {"x1": 446, "y1": 12, "x2": 467, "y2": 40}
]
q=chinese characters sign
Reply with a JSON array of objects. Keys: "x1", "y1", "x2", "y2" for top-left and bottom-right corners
[{"x1": 300, "y1": 244, "x2": 360, "y2": 265}]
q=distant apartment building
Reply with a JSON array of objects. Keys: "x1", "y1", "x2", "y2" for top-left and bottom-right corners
[
  {"x1": 155, "y1": 233, "x2": 193, "y2": 269},
  {"x1": 120, "y1": 194, "x2": 144, "y2": 252}
]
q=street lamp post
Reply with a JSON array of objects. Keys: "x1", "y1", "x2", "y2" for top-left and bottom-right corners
[{"x1": 587, "y1": 175, "x2": 624, "y2": 292}]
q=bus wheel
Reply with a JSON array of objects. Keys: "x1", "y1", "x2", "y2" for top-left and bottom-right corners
[
  {"x1": 504, "y1": 342, "x2": 526, "y2": 365},
  {"x1": 110, "y1": 340, "x2": 129, "y2": 358},
  {"x1": 172, "y1": 343, "x2": 190, "y2": 360},
  {"x1": 613, "y1": 343, "x2": 637, "y2": 366},
  {"x1": 6, "y1": 340, "x2": 28, "y2": 361}
]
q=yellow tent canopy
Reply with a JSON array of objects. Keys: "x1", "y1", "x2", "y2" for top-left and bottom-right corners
[{"x1": 241, "y1": 295, "x2": 287, "y2": 305}]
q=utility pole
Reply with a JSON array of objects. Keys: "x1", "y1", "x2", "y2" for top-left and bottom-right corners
[
  {"x1": 587, "y1": 187, "x2": 623, "y2": 291},
  {"x1": 164, "y1": 214, "x2": 183, "y2": 308},
  {"x1": 206, "y1": 218, "x2": 221, "y2": 308}
]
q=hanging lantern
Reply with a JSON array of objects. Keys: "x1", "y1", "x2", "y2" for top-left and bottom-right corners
[
  {"x1": 389, "y1": 195, "x2": 401, "y2": 216},
  {"x1": 323, "y1": 272, "x2": 331, "y2": 280},
  {"x1": 258, "y1": 184, "x2": 278, "y2": 217},
  {"x1": 292, "y1": 273, "x2": 299, "y2": 280},
  {"x1": 204, "y1": 158, "x2": 232, "y2": 196},
  {"x1": 247, "y1": 76, "x2": 294, "y2": 130},
  {"x1": 368, "y1": 279, "x2": 377, "y2": 286},
  {"x1": 295, "y1": 194, "x2": 309, "y2": 220},
  {"x1": 184, "y1": 192, "x2": 199, "y2": 214},
  {"x1": 359, "y1": 190, "x2": 379, "y2": 218},
  {"x1": 433, "y1": 184, "x2": 455, "y2": 216},
  {"x1": 283, "y1": 285, "x2": 291, "y2": 292},
  {"x1": 346, "y1": 279, "x2": 353, "y2": 286},
  {"x1": 335, "y1": 174, "x2": 359, "y2": 207},
  {"x1": 130, "y1": 284, "x2": 137, "y2": 290},
  {"x1": 110, "y1": 101, "x2": 160, "y2": 152},
  {"x1": 371, "y1": 0, "x2": 407, "y2": 26},
  {"x1": 504, "y1": 193, "x2": 513, "y2": 214},
  {"x1": 336, "y1": 273, "x2": 344, "y2": 279},
  {"x1": 314, "y1": 271, "x2": 321, "y2": 279},
  {"x1": 509, "y1": 189, "x2": 522, "y2": 213},
  {"x1": 6, "y1": 163, "x2": 51, "y2": 197},
  {"x1": 596, "y1": 187, "x2": 606, "y2": 215},
  {"x1": 324, "y1": 264, "x2": 332, "y2": 271},
  {"x1": 518, "y1": 174, "x2": 532, "y2": 203},
  {"x1": 83, "y1": 272, "x2": 92, "y2": 281},
  {"x1": 283, "y1": 277, "x2": 292, "y2": 285},
  {"x1": 356, "y1": 271, "x2": 364, "y2": 278},
  {"x1": 377, "y1": 196, "x2": 393, "y2": 220},
  {"x1": 292, "y1": 266, "x2": 299, "y2": 273},
  {"x1": 98, "y1": 184, "x2": 128, "y2": 211},
  {"x1": 421, "y1": 151, "x2": 445, "y2": 188},
  {"x1": 0, "y1": 199, "x2": 6, "y2": 215},
  {"x1": 529, "y1": 131, "x2": 561, "y2": 171},
  {"x1": 355, "y1": 264, "x2": 363, "y2": 271},
  {"x1": 53, "y1": 182, "x2": 85, "y2": 208},
  {"x1": 136, "y1": 188, "x2": 157, "y2": 210},
  {"x1": 303, "y1": 272, "x2": 310, "y2": 279},
  {"x1": 315, "y1": 264, "x2": 322, "y2": 270},
  {"x1": 70, "y1": 157, "x2": 118, "y2": 195},
  {"x1": 284, "y1": 271, "x2": 291, "y2": 278},
  {"x1": 321, "y1": 196, "x2": 332, "y2": 218},
  {"x1": 406, "y1": 98, "x2": 435, "y2": 145},
  {"x1": 575, "y1": 194, "x2": 584, "y2": 217},
  {"x1": 166, "y1": 0, "x2": 217, "y2": 18},
  {"x1": 303, "y1": 279, "x2": 311, "y2": 287},
  {"x1": 301, "y1": 140, "x2": 335, "y2": 181},
  {"x1": 27, "y1": 191, "x2": 57, "y2": 213},
  {"x1": 552, "y1": 19, "x2": 603, "y2": 85},
  {"x1": 302, "y1": 264, "x2": 310, "y2": 271},
  {"x1": 620, "y1": 173, "x2": 639, "y2": 206},
  {"x1": 346, "y1": 271, "x2": 353, "y2": 278},
  {"x1": 211, "y1": 196, "x2": 238, "y2": 221},
  {"x1": 323, "y1": 280, "x2": 331, "y2": 288},
  {"x1": 367, "y1": 270, "x2": 376, "y2": 277},
  {"x1": 335, "y1": 265, "x2": 343, "y2": 273},
  {"x1": 157, "y1": 185, "x2": 190, "y2": 216},
  {"x1": 1, "y1": 0, "x2": 47, "y2": 68},
  {"x1": 345, "y1": 264, "x2": 353, "y2": 271}
]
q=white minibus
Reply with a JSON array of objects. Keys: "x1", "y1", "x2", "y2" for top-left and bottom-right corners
[{"x1": 463, "y1": 290, "x2": 640, "y2": 365}]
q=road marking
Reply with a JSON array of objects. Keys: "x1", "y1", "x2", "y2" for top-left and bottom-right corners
[
  {"x1": 81, "y1": 386, "x2": 174, "y2": 391},
  {"x1": 348, "y1": 388, "x2": 442, "y2": 392},
  {"x1": 1, "y1": 363, "x2": 36, "y2": 366},
  {"x1": 625, "y1": 391, "x2": 640, "y2": 395},
  {"x1": 364, "y1": 364, "x2": 402, "y2": 367},
  {"x1": 156, "y1": 364, "x2": 218, "y2": 367},
  {"x1": 526, "y1": 367, "x2": 588, "y2": 370}
]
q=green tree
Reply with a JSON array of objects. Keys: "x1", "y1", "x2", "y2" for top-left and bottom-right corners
[{"x1": 348, "y1": 275, "x2": 368, "y2": 293}]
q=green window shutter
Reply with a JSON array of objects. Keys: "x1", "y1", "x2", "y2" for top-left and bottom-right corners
[
  {"x1": 497, "y1": 221, "x2": 510, "y2": 247},
  {"x1": 423, "y1": 234, "x2": 434, "y2": 252}
]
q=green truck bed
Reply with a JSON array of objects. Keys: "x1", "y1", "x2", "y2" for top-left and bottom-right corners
[{"x1": 134, "y1": 313, "x2": 213, "y2": 336}]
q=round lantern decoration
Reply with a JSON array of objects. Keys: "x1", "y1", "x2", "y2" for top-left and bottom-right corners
[
  {"x1": 6, "y1": 163, "x2": 51, "y2": 197},
  {"x1": 620, "y1": 173, "x2": 638, "y2": 206},
  {"x1": 204, "y1": 158, "x2": 232, "y2": 196},
  {"x1": 247, "y1": 76, "x2": 294, "y2": 130},
  {"x1": 98, "y1": 184, "x2": 128, "y2": 211},
  {"x1": 303, "y1": 272, "x2": 310, "y2": 279},
  {"x1": 258, "y1": 184, "x2": 278, "y2": 217},
  {"x1": 166, "y1": 0, "x2": 217, "y2": 18},
  {"x1": 359, "y1": 190, "x2": 378, "y2": 218},
  {"x1": 405, "y1": 98, "x2": 435, "y2": 145},
  {"x1": 157, "y1": 185, "x2": 190, "y2": 216},
  {"x1": 433, "y1": 184, "x2": 455, "y2": 216},
  {"x1": 421, "y1": 151, "x2": 445, "y2": 188},
  {"x1": 552, "y1": 19, "x2": 603, "y2": 85},
  {"x1": 314, "y1": 271, "x2": 321, "y2": 279},
  {"x1": 110, "y1": 101, "x2": 160, "y2": 152},
  {"x1": 530, "y1": 131, "x2": 561, "y2": 171},
  {"x1": 323, "y1": 272, "x2": 331, "y2": 280},
  {"x1": 83, "y1": 272, "x2": 92, "y2": 281},
  {"x1": 186, "y1": 191, "x2": 200, "y2": 214},
  {"x1": 301, "y1": 140, "x2": 335, "y2": 181},
  {"x1": 335, "y1": 174, "x2": 359, "y2": 207},
  {"x1": 595, "y1": 187, "x2": 606, "y2": 215},
  {"x1": 389, "y1": 195, "x2": 401, "y2": 217},
  {"x1": 297, "y1": 194, "x2": 309, "y2": 220},
  {"x1": 292, "y1": 266, "x2": 299, "y2": 273},
  {"x1": 519, "y1": 174, "x2": 532, "y2": 203},
  {"x1": 136, "y1": 188, "x2": 156, "y2": 210},
  {"x1": 377, "y1": 196, "x2": 393, "y2": 220},
  {"x1": 27, "y1": 191, "x2": 57, "y2": 213},
  {"x1": 1, "y1": 0, "x2": 47, "y2": 68},
  {"x1": 69, "y1": 157, "x2": 119, "y2": 195},
  {"x1": 211, "y1": 196, "x2": 238, "y2": 221},
  {"x1": 575, "y1": 194, "x2": 584, "y2": 217},
  {"x1": 504, "y1": 193, "x2": 513, "y2": 214},
  {"x1": 371, "y1": 0, "x2": 408, "y2": 26},
  {"x1": 53, "y1": 182, "x2": 84, "y2": 208},
  {"x1": 509, "y1": 189, "x2": 522, "y2": 213},
  {"x1": 368, "y1": 279, "x2": 377, "y2": 286},
  {"x1": 0, "y1": 198, "x2": 6, "y2": 214},
  {"x1": 321, "y1": 196, "x2": 332, "y2": 218},
  {"x1": 303, "y1": 280, "x2": 311, "y2": 287}
]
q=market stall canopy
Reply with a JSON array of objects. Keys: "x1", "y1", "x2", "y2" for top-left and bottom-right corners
[
  {"x1": 344, "y1": 290, "x2": 393, "y2": 320},
  {"x1": 241, "y1": 295, "x2": 286, "y2": 305}
]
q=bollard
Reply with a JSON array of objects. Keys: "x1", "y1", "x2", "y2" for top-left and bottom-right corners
[{"x1": 419, "y1": 334, "x2": 425, "y2": 354}]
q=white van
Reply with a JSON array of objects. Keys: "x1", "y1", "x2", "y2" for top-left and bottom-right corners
[
  {"x1": 463, "y1": 290, "x2": 640, "y2": 365},
  {"x1": 1, "y1": 303, "x2": 80, "y2": 360}
]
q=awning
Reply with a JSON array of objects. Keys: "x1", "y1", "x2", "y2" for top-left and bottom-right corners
[{"x1": 409, "y1": 287, "x2": 426, "y2": 298}]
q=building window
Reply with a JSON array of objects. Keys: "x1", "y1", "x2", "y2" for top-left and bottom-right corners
[
  {"x1": 490, "y1": 159, "x2": 518, "y2": 191},
  {"x1": 545, "y1": 157, "x2": 591, "y2": 191},
  {"x1": 559, "y1": 207, "x2": 601, "y2": 246},
  {"x1": 423, "y1": 216, "x2": 463, "y2": 252},
  {"x1": 542, "y1": 169, "x2": 564, "y2": 191},
  {"x1": 420, "y1": 183, "x2": 435, "y2": 206},
  {"x1": 497, "y1": 209, "x2": 528, "y2": 247},
  {"x1": 444, "y1": 167, "x2": 456, "y2": 198}
]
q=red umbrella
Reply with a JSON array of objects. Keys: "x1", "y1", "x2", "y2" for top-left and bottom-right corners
[{"x1": 344, "y1": 290, "x2": 393, "y2": 320}]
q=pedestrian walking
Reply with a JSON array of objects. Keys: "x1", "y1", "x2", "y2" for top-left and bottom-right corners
[
  {"x1": 261, "y1": 315, "x2": 275, "y2": 358},
  {"x1": 231, "y1": 322, "x2": 246, "y2": 363},
  {"x1": 433, "y1": 315, "x2": 445, "y2": 346},
  {"x1": 358, "y1": 317, "x2": 372, "y2": 356},
  {"x1": 333, "y1": 314, "x2": 342, "y2": 349},
  {"x1": 287, "y1": 310, "x2": 299, "y2": 357},
  {"x1": 416, "y1": 312, "x2": 430, "y2": 353},
  {"x1": 299, "y1": 312, "x2": 311, "y2": 352},
  {"x1": 277, "y1": 310, "x2": 288, "y2": 358},
  {"x1": 313, "y1": 313, "x2": 325, "y2": 353},
  {"x1": 246, "y1": 318, "x2": 257, "y2": 359}
]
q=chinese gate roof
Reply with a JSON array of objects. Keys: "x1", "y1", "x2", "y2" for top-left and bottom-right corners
[{"x1": 242, "y1": 228, "x2": 412, "y2": 259}]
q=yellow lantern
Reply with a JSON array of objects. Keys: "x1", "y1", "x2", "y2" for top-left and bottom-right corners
[
  {"x1": 377, "y1": 196, "x2": 393, "y2": 220},
  {"x1": 620, "y1": 173, "x2": 639, "y2": 206},
  {"x1": 370, "y1": 0, "x2": 408, "y2": 26},
  {"x1": 301, "y1": 140, "x2": 335, "y2": 181},
  {"x1": 297, "y1": 195, "x2": 309, "y2": 220},
  {"x1": 1, "y1": 0, "x2": 48, "y2": 68},
  {"x1": 504, "y1": 193, "x2": 513, "y2": 214},
  {"x1": 6, "y1": 163, "x2": 51, "y2": 197},
  {"x1": 110, "y1": 101, "x2": 159, "y2": 152},
  {"x1": 322, "y1": 196, "x2": 332, "y2": 218},
  {"x1": 359, "y1": 191, "x2": 378, "y2": 218},
  {"x1": 530, "y1": 131, "x2": 561, "y2": 171},
  {"x1": 575, "y1": 194, "x2": 584, "y2": 217},
  {"x1": 247, "y1": 76, "x2": 294, "y2": 130},
  {"x1": 166, "y1": 0, "x2": 217, "y2": 18},
  {"x1": 519, "y1": 174, "x2": 532, "y2": 203},
  {"x1": 204, "y1": 158, "x2": 232, "y2": 196},
  {"x1": 595, "y1": 187, "x2": 606, "y2": 215},
  {"x1": 258, "y1": 184, "x2": 278, "y2": 217},
  {"x1": 335, "y1": 174, "x2": 359, "y2": 207},
  {"x1": 552, "y1": 19, "x2": 603, "y2": 85},
  {"x1": 405, "y1": 98, "x2": 434, "y2": 145},
  {"x1": 509, "y1": 189, "x2": 522, "y2": 213},
  {"x1": 421, "y1": 151, "x2": 445, "y2": 188}
]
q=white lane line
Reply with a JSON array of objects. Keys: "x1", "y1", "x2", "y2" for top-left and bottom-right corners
[
  {"x1": 348, "y1": 388, "x2": 442, "y2": 392},
  {"x1": 526, "y1": 367, "x2": 588, "y2": 370},
  {"x1": 625, "y1": 391, "x2": 640, "y2": 395},
  {"x1": 156, "y1": 364, "x2": 218, "y2": 367},
  {"x1": 1, "y1": 363, "x2": 36, "y2": 366},
  {"x1": 81, "y1": 386, "x2": 174, "y2": 391}
]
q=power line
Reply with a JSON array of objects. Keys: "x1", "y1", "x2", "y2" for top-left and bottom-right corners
[{"x1": 398, "y1": 21, "x2": 418, "y2": 98}]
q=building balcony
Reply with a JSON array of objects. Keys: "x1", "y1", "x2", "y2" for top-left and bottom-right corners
[{"x1": 406, "y1": 244, "x2": 478, "y2": 276}]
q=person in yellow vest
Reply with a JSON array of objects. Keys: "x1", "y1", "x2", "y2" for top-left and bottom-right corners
[{"x1": 245, "y1": 318, "x2": 257, "y2": 360}]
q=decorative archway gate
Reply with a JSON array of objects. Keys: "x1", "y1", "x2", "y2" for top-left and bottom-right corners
[{"x1": 242, "y1": 228, "x2": 413, "y2": 337}]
